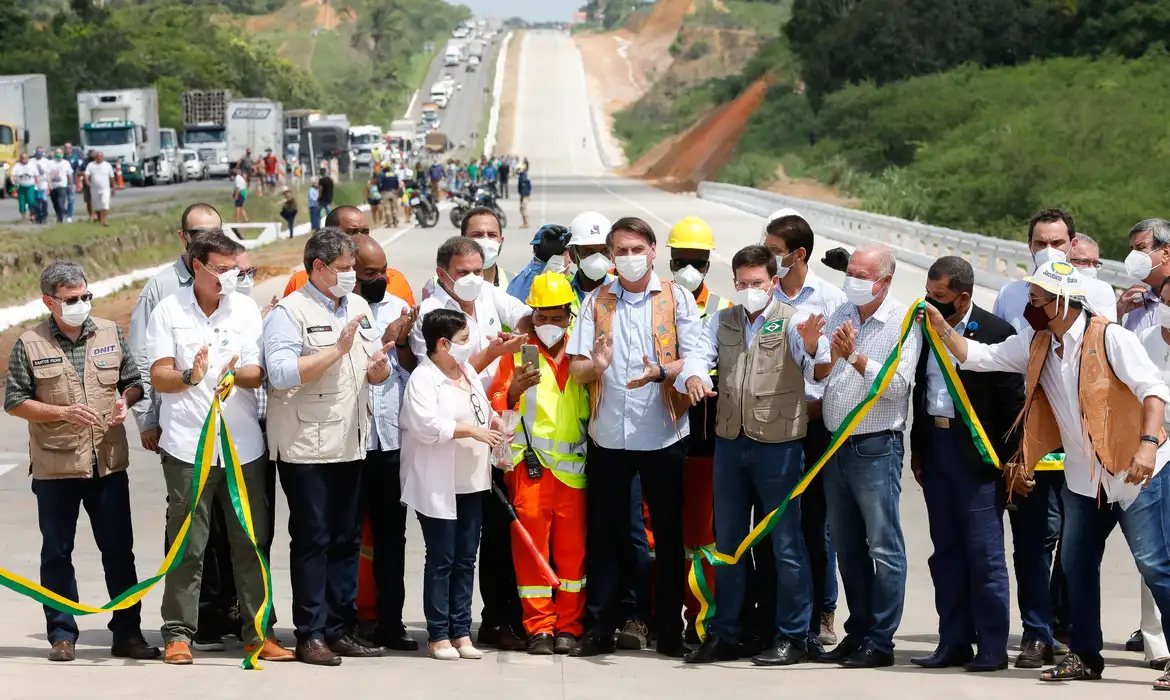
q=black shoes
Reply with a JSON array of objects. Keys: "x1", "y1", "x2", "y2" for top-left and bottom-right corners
[
  {"x1": 572, "y1": 629, "x2": 616, "y2": 657},
  {"x1": 376, "y1": 628, "x2": 419, "y2": 652},
  {"x1": 1127, "y1": 629, "x2": 1144, "y2": 653},
  {"x1": 751, "y1": 639, "x2": 807, "y2": 667},
  {"x1": 684, "y1": 634, "x2": 738, "y2": 664},
  {"x1": 111, "y1": 635, "x2": 162, "y2": 660},
  {"x1": 806, "y1": 638, "x2": 827, "y2": 662},
  {"x1": 964, "y1": 653, "x2": 1009, "y2": 672},
  {"x1": 328, "y1": 634, "x2": 386, "y2": 657},
  {"x1": 553, "y1": 633, "x2": 578, "y2": 655},
  {"x1": 816, "y1": 635, "x2": 862, "y2": 663},
  {"x1": 1015, "y1": 639, "x2": 1055, "y2": 669},
  {"x1": 478, "y1": 624, "x2": 528, "y2": 651},
  {"x1": 655, "y1": 635, "x2": 690, "y2": 659},
  {"x1": 839, "y1": 640, "x2": 895, "y2": 669},
  {"x1": 528, "y1": 633, "x2": 555, "y2": 655},
  {"x1": 911, "y1": 645, "x2": 974, "y2": 669}
]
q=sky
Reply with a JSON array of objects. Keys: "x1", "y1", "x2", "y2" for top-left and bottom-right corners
[{"x1": 448, "y1": 0, "x2": 582, "y2": 23}]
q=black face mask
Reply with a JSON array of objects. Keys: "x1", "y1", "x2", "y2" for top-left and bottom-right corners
[
  {"x1": 358, "y1": 276, "x2": 388, "y2": 304},
  {"x1": 925, "y1": 295, "x2": 957, "y2": 320}
]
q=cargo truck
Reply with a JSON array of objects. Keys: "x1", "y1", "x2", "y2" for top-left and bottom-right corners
[
  {"x1": 387, "y1": 119, "x2": 416, "y2": 157},
  {"x1": 426, "y1": 132, "x2": 449, "y2": 153},
  {"x1": 226, "y1": 98, "x2": 283, "y2": 167},
  {"x1": 349, "y1": 124, "x2": 383, "y2": 168},
  {"x1": 77, "y1": 88, "x2": 162, "y2": 186},
  {"x1": 0, "y1": 74, "x2": 49, "y2": 195},
  {"x1": 300, "y1": 113, "x2": 352, "y2": 174},
  {"x1": 182, "y1": 90, "x2": 231, "y2": 178}
]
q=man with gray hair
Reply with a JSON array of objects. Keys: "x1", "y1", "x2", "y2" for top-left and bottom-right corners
[
  {"x1": 4, "y1": 262, "x2": 160, "y2": 663},
  {"x1": 810, "y1": 242, "x2": 921, "y2": 668},
  {"x1": 263, "y1": 227, "x2": 397, "y2": 665},
  {"x1": 1122, "y1": 218, "x2": 1170, "y2": 332}
]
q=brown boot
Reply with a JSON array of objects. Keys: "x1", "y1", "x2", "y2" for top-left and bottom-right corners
[
  {"x1": 244, "y1": 638, "x2": 295, "y2": 662},
  {"x1": 48, "y1": 640, "x2": 75, "y2": 662},
  {"x1": 164, "y1": 641, "x2": 193, "y2": 665}
]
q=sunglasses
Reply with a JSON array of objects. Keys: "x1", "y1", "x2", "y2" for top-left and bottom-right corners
[
  {"x1": 669, "y1": 259, "x2": 710, "y2": 272},
  {"x1": 344, "y1": 227, "x2": 371, "y2": 236},
  {"x1": 53, "y1": 293, "x2": 93, "y2": 306}
]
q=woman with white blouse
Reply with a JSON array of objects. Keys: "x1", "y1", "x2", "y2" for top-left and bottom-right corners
[{"x1": 401, "y1": 308, "x2": 505, "y2": 660}]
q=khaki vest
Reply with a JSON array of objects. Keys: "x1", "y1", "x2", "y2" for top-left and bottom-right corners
[
  {"x1": 20, "y1": 318, "x2": 129, "y2": 480},
  {"x1": 267, "y1": 286, "x2": 380, "y2": 464},
  {"x1": 714, "y1": 302, "x2": 808, "y2": 443},
  {"x1": 1011, "y1": 314, "x2": 1165, "y2": 481}
]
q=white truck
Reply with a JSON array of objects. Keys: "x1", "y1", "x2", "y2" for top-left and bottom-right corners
[
  {"x1": 349, "y1": 124, "x2": 382, "y2": 168},
  {"x1": 387, "y1": 119, "x2": 415, "y2": 159},
  {"x1": 0, "y1": 74, "x2": 50, "y2": 194},
  {"x1": 429, "y1": 83, "x2": 451, "y2": 109},
  {"x1": 182, "y1": 90, "x2": 231, "y2": 178},
  {"x1": 226, "y1": 98, "x2": 284, "y2": 167},
  {"x1": 77, "y1": 88, "x2": 162, "y2": 186},
  {"x1": 444, "y1": 44, "x2": 462, "y2": 66}
]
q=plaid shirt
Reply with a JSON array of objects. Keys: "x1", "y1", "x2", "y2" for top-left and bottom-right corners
[{"x1": 4, "y1": 317, "x2": 142, "y2": 412}]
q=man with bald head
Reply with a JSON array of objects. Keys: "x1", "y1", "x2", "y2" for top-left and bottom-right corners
[{"x1": 811, "y1": 243, "x2": 921, "y2": 668}]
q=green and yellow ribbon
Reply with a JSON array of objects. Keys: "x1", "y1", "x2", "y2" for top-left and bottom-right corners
[
  {"x1": 689, "y1": 299, "x2": 1001, "y2": 641},
  {"x1": 0, "y1": 372, "x2": 272, "y2": 670}
]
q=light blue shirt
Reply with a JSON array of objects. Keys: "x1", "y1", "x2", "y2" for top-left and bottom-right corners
[
  {"x1": 566, "y1": 274, "x2": 702, "y2": 451},
  {"x1": 923, "y1": 306, "x2": 971, "y2": 418},
  {"x1": 775, "y1": 269, "x2": 847, "y2": 400},
  {"x1": 368, "y1": 294, "x2": 411, "y2": 451},
  {"x1": 307, "y1": 186, "x2": 319, "y2": 207},
  {"x1": 263, "y1": 282, "x2": 349, "y2": 390},
  {"x1": 506, "y1": 256, "x2": 545, "y2": 302}
]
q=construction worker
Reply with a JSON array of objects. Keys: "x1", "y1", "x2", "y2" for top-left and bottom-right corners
[
  {"x1": 488, "y1": 272, "x2": 590, "y2": 656},
  {"x1": 505, "y1": 224, "x2": 572, "y2": 303}
]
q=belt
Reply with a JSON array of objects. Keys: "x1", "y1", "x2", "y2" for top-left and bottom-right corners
[
  {"x1": 931, "y1": 416, "x2": 952, "y2": 429},
  {"x1": 841, "y1": 429, "x2": 896, "y2": 445}
]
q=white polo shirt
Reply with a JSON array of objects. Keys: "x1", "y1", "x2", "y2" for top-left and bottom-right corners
[{"x1": 145, "y1": 287, "x2": 266, "y2": 464}]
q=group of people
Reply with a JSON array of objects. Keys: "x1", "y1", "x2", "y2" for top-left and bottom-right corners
[
  {"x1": 7, "y1": 197, "x2": 1170, "y2": 690},
  {"x1": 7, "y1": 145, "x2": 118, "y2": 226}
]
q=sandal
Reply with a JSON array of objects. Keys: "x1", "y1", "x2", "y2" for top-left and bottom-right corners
[
  {"x1": 1151, "y1": 657, "x2": 1170, "y2": 671},
  {"x1": 1155, "y1": 667, "x2": 1170, "y2": 691},
  {"x1": 1039, "y1": 653, "x2": 1103, "y2": 681}
]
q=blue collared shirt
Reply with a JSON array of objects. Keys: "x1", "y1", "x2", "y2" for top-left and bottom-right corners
[
  {"x1": 368, "y1": 294, "x2": 411, "y2": 451},
  {"x1": 775, "y1": 269, "x2": 847, "y2": 401},
  {"x1": 263, "y1": 282, "x2": 349, "y2": 390},
  {"x1": 506, "y1": 256, "x2": 546, "y2": 302},
  {"x1": 566, "y1": 274, "x2": 702, "y2": 451}
]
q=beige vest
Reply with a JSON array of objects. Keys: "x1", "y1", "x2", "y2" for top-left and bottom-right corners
[
  {"x1": 20, "y1": 318, "x2": 129, "y2": 479},
  {"x1": 267, "y1": 286, "x2": 379, "y2": 464},
  {"x1": 714, "y1": 302, "x2": 808, "y2": 443}
]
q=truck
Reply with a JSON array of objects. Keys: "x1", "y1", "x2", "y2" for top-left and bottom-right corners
[
  {"x1": 300, "y1": 113, "x2": 352, "y2": 174},
  {"x1": 421, "y1": 103, "x2": 439, "y2": 124},
  {"x1": 445, "y1": 44, "x2": 462, "y2": 66},
  {"x1": 182, "y1": 90, "x2": 231, "y2": 178},
  {"x1": 77, "y1": 88, "x2": 162, "y2": 186},
  {"x1": 157, "y1": 127, "x2": 181, "y2": 184},
  {"x1": 429, "y1": 83, "x2": 451, "y2": 109},
  {"x1": 225, "y1": 98, "x2": 284, "y2": 167},
  {"x1": 0, "y1": 74, "x2": 49, "y2": 194},
  {"x1": 387, "y1": 119, "x2": 416, "y2": 159},
  {"x1": 349, "y1": 124, "x2": 383, "y2": 168},
  {"x1": 426, "y1": 132, "x2": 449, "y2": 153}
]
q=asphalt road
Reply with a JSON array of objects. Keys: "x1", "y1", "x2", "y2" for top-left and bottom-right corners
[
  {"x1": 0, "y1": 28, "x2": 1156, "y2": 698},
  {"x1": 408, "y1": 33, "x2": 499, "y2": 163}
]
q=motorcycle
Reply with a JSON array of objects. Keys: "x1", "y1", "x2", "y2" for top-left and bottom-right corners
[
  {"x1": 405, "y1": 186, "x2": 439, "y2": 228},
  {"x1": 449, "y1": 183, "x2": 507, "y2": 229}
]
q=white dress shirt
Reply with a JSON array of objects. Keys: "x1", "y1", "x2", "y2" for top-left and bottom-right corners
[
  {"x1": 1139, "y1": 325, "x2": 1170, "y2": 430},
  {"x1": 368, "y1": 293, "x2": 411, "y2": 452},
  {"x1": 963, "y1": 312, "x2": 1170, "y2": 508},
  {"x1": 923, "y1": 305, "x2": 973, "y2": 418},
  {"x1": 400, "y1": 358, "x2": 497, "y2": 519},
  {"x1": 993, "y1": 277, "x2": 1117, "y2": 332},
  {"x1": 145, "y1": 288, "x2": 265, "y2": 465},
  {"x1": 775, "y1": 269, "x2": 848, "y2": 401}
]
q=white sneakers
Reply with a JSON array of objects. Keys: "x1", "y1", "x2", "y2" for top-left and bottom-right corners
[{"x1": 428, "y1": 641, "x2": 483, "y2": 660}]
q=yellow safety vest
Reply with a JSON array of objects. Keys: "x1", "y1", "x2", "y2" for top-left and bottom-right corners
[{"x1": 508, "y1": 348, "x2": 590, "y2": 489}]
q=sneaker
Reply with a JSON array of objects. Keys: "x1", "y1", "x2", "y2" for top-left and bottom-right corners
[
  {"x1": 616, "y1": 619, "x2": 650, "y2": 650},
  {"x1": 164, "y1": 641, "x2": 194, "y2": 665},
  {"x1": 65, "y1": 217, "x2": 72, "y2": 223},
  {"x1": 191, "y1": 634, "x2": 225, "y2": 652},
  {"x1": 819, "y1": 611, "x2": 838, "y2": 646}
]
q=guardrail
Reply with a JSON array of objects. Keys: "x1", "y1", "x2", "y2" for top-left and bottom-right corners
[{"x1": 697, "y1": 181, "x2": 1130, "y2": 292}]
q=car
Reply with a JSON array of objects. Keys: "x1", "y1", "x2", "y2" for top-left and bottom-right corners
[{"x1": 179, "y1": 148, "x2": 209, "y2": 181}]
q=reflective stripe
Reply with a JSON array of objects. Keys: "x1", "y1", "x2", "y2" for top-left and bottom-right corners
[
  {"x1": 517, "y1": 586, "x2": 553, "y2": 599},
  {"x1": 558, "y1": 577, "x2": 586, "y2": 593},
  {"x1": 513, "y1": 431, "x2": 586, "y2": 457}
]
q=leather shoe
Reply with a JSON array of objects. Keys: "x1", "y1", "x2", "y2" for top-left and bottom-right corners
[
  {"x1": 553, "y1": 633, "x2": 577, "y2": 655},
  {"x1": 528, "y1": 633, "x2": 554, "y2": 655},
  {"x1": 572, "y1": 629, "x2": 616, "y2": 657},
  {"x1": 684, "y1": 634, "x2": 737, "y2": 664},
  {"x1": 297, "y1": 638, "x2": 342, "y2": 666},
  {"x1": 1127, "y1": 629, "x2": 1144, "y2": 653},
  {"x1": 329, "y1": 634, "x2": 385, "y2": 657},
  {"x1": 656, "y1": 635, "x2": 690, "y2": 658},
  {"x1": 839, "y1": 640, "x2": 895, "y2": 668},
  {"x1": 965, "y1": 653, "x2": 1009, "y2": 672},
  {"x1": 752, "y1": 639, "x2": 807, "y2": 666},
  {"x1": 376, "y1": 629, "x2": 419, "y2": 652},
  {"x1": 910, "y1": 645, "x2": 974, "y2": 669},
  {"x1": 1015, "y1": 639, "x2": 1054, "y2": 669},
  {"x1": 48, "y1": 639, "x2": 75, "y2": 662},
  {"x1": 497, "y1": 625, "x2": 528, "y2": 651},
  {"x1": 111, "y1": 635, "x2": 162, "y2": 660},
  {"x1": 806, "y1": 638, "x2": 827, "y2": 662},
  {"x1": 816, "y1": 635, "x2": 862, "y2": 663}
]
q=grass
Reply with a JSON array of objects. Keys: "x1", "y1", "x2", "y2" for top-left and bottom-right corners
[{"x1": 684, "y1": 0, "x2": 791, "y2": 37}]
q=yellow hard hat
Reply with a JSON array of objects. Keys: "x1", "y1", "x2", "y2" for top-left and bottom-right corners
[
  {"x1": 526, "y1": 271, "x2": 576, "y2": 308},
  {"x1": 667, "y1": 216, "x2": 715, "y2": 250}
]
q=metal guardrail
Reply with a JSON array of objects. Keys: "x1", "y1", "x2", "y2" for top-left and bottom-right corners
[{"x1": 698, "y1": 181, "x2": 1131, "y2": 292}]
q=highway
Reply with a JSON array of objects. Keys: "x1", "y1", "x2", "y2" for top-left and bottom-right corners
[
  {"x1": 407, "y1": 32, "x2": 500, "y2": 162},
  {"x1": 0, "y1": 28, "x2": 1152, "y2": 697}
]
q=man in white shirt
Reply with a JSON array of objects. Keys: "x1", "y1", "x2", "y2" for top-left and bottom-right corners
[
  {"x1": 927, "y1": 260, "x2": 1170, "y2": 686},
  {"x1": 145, "y1": 232, "x2": 293, "y2": 665},
  {"x1": 10, "y1": 152, "x2": 40, "y2": 222},
  {"x1": 48, "y1": 150, "x2": 73, "y2": 223},
  {"x1": 84, "y1": 152, "x2": 116, "y2": 227}
]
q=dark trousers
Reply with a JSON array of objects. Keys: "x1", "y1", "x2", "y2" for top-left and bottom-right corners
[
  {"x1": 479, "y1": 467, "x2": 523, "y2": 632},
  {"x1": 921, "y1": 423, "x2": 1009, "y2": 655},
  {"x1": 619, "y1": 475, "x2": 654, "y2": 626},
  {"x1": 418, "y1": 492, "x2": 485, "y2": 642},
  {"x1": 362, "y1": 449, "x2": 408, "y2": 636},
  {"x1": 32, "y1": 470, "x2": 142, "y2": 644},
  {"x1": 500, "y1": 179, "x2": 510, "y2": 198},
  {"x1": 1007, "y1": 469, "x2": 1063, "y2": 645},
  {"x1": 50, "y1": 187, "x2": 67, "y2": 222},
  {"x1": 742, "y1": 494, "x2": 777, "y2": 644},
  {"x1": 278, "y1": 460, "x2": 363, "y2": 644},
  {"x1": 1048, "y1": 483, "x2": 1068, "y2": 635},
  {"x1": 800, "y1": 417, "x2": 835, "y2": 636},
  {"x1": 585, "y1": 438, "x2": 690, "y2": 639},
  {"x1": 281, "y1": 212, "x2": 296, "y2": 237},
  {"x1": 309, "y1": 206, "x2": 321, "y2": 231}
]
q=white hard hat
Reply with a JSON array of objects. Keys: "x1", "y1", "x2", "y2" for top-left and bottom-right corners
[
  {"x1": 569, "y1": 211, "x2": 612, "y2": 247},
  {"x1": 766, "y1": 207, "x2": 803, "y2": 226}
]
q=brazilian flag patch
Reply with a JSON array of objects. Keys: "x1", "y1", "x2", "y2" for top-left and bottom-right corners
[
  {"x1": 762, "y1": 319, "x2": 784, "y2": 335},
  {"x1": 359, "y1": 316, "x2": 372, "y2": 330}
]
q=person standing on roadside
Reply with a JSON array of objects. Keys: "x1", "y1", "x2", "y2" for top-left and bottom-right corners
[
  {"x1": 64, "y1": 142, "x2": 82, "y2": 222},
  {"x1": 379, "y1": 166, "x2": 400, "y2": 227},
  {"x1": 48, "y1": 149, "x2": 73, "y2": 224},
  {"x1": 84, "y1": 151, "x2": 116, "y2": 227},
  {"x1": 517, "y1": 170, "x2": 532, "y2": 229},
  {"x1": 239, "y1": 148, "x2": 254, "y2": 192},
  {"x1": 498, "y1": 159, "x2": 511, "y2": 199},
  {"x1": 10, "y1": 153, "x2": 40, "y2": 223},
  {"x1": 232, "y1": 169, "x2": 248, "y2": 223},
  {"x1": 263, "y1": 149, "x2": 279, "y2": 196},
  {"x1": 4, "y1": 262, "x2": 161, "y2": 664},
  {"x1": 318, "y1": 169, "x2": 335, "y2": 219},
  {"x1": 308, "y1": 178, "x2": 321, "y2": 232},
  {"x1": 281, "y1": 187, "x2": 298, "y2": 237}
]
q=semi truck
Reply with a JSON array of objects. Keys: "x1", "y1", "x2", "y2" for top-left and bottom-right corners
[
  {"x1": 300, "y1": 113, "x2": 352, "y2": 174},
  {"x1": 0, "y1": 74, "x2": 49, "y2": 194},
  {"x1": 226, "y1": 98, "x2": 283, "y2": 166},
  {"x1": 445, "y1": 45, "x2": 462, "y2": 66},
  {"x1": 349, "y1": 124, "x2": 383, "y2": 168},
  {"x1": 182, "y1": 89, "x2": 231, "y2": 178},
  {"x1": 77, "y1": 88, "x2": 162, "y2": 186}
]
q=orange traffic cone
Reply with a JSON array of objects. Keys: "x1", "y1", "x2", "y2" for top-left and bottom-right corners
[{"x1": 115, "y1": 166, "x2": 124, "y2": 190}]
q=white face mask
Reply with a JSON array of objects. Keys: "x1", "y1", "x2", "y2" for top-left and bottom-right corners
[
  {"x1": 1160, "y1": 304, "x2": 1170, "y2": 330},
  {"x1": 1126, "y1": 249, "x2": 1155, "y2": 282},
  {"x1": 476, "y1": 238, "x2": 501, "y2": 269},
  {"x1": 735, "y1": 287, "x2": 771, "y2": 314},
  {"x1": 446, "y1": 337, "x2": 475, "y2": 364},
  {"x1": 534, "y1": 324, "x2": 566, "y2": 348},
  {"x1": 449, "y1": 271, "x2": 483, "y2": 301},
  {"x1": 614, "y1": 254, "x2": 649, "y2": 282},
  {"x1": 842, "y1": 275, "x2": 879, "y2": 306},
  {"x1": 1032, "y1": 245, "x2": 1067, "y2": 269},
  {"x1": 775, "y1": 252, "x2": 793, "y2": 279},
  {"x1": 545, "y1": 253, "x2": 567, "y2": 275},
  {"x1": 578, "y1": 252, "x2": 611, "y2": 281},
  {"x1": 673, "y1": 265, "x2": 704, "y2": 292},
  {"x1": 59, "y1": 299, "x2": 91, "y2": 327},
  {"x1": 328, "y1": 267, "x2": 356, "y2": 298},
  {"x1": 216, "y1": 268, "x2": 239, "y2": 297},
  {"x1": 1076, "y1": 265, "x2": 1099, "y2": 279},
  {"x1": 236, "y1": 276, "x2": 254, "y2": 297}
]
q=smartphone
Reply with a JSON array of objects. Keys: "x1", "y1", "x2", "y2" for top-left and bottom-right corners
[{"x1": 521, "y1": 343, "x2": 539, "y2": 370}]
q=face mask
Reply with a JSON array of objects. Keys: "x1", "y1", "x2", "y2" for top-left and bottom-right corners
[
  {"x1": 534, "y1": 324, "x2": 566, "y2": 348},
  {"x1": 925, "y1": 295, "x2": 957, "y2": 320},
  {"x1": 673, "y1": 264, "x2": 704, "y2": 292},
  {"x1": 359, "y1": 276, "x2": 388, "y2": 304},
  {"x1": 578, "y1": 252, "x2": 612, "y2": 281},
  {"x1": 842, "y1": 275, "x2": 878, "y2": 306},
  {"x1": 775, "y1": 251, "x2": 794, "y2": 279},
  {"x1": 449, "y1": 271, "x2": 483, "y2": 301},
  {"x1": 477, "y1": 238, "x2": 501, "y2": 269},
  {"x1": 236, "y1": 276, "x2": 254, "y2": 297},
  {"x1": 1076, "y1": 265, "x2": 1099, "y2": 279},
  {"x1": 59, "y1": 300, "x2": 91, "y2": 327},
  {"x1": 735, "y1": 287, "x2": 771, "y2": 314},
  {"x1": 446, "y1": 338, "x2": 475, "y2": 364},
  {"x1": 328, "y1": 266, "x2": 356, "y2": 298},
  {"x1": 1160, "y1": 304, "x2": 1170, "y2": 330},
  {"x1": 1126, "y1": 249, "x2": 1155, "y2": 282},
  {"x1": 1023, "y1": 302, "x2": 1052, "y2": 332},
  {"x1": 1032, "y1": 246, "x2": 1066, "y2": 269},
  {"x1": 614, "y1": 254, "x2": 649, "y2": 282},
  {"x1": 545, "y1": 253, "x2": 567, "y2": 275}
]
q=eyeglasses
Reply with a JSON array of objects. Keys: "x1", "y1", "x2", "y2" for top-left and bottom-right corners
[
  {"x1": 733, "y1": 280, "x2": 771, "y2": 291},
  {"x1": 1069, "y1": 258, "x2": 1102, "y2": 269},
  {"x1": 470, "y1": 392, "x2": 486, "y2": 426},
  {"x1": 201, "y1": 262, "x2": 240, "y2": 276},
  {"x1": 238, "y1": 267, "x2": 258, "y2": 281},
  {"x1": 344, "y1": 227, "x2": 371, "y2": 236},
  {"x1": 669, "y1": 259, "x2": 710, "y2": 272},
  {"x1": 52, "y1": 293, "x2": 93, "y2": 306}
]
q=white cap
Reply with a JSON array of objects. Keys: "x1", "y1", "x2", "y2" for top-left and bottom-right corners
[
  {"x1": 767, "y1": 208, "x2": 803, "y2": 226},
  {"x1": 569, "y1": 211, "x2": 612, "y2": 247},
  {"x1": 1023, "y1": 260, "x2": 1087, "y2": 319}
]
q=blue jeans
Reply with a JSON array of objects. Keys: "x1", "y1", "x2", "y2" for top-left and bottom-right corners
[
  {"x1": 620, "y1": 474, "x2": 653, "y2": 624},
  {"x1": 823, "y1": 431, "x2": 907, "y2": 654},
  {"x1": 1007, "y1": 470, "x2": 1062, "y2": 645},
  {"x1": 418, "y1": 492, "x2": 484, "y2": 642},
  {"x1": 66, "y1": 185, "x2": 75, "y2": 219},
  {"x1": 309, "y1": 206, "x2": 321, "y2": 231},
  {"x1": 1062, "y1": 468, "x2": 1170, "y2": 669},
  {"x1": 710, "y1": 437, "x2": 810, "y2": 645}
]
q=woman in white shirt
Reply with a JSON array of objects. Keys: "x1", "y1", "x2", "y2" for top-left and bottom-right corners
[{"x1": 401, "y1": 308, "x2": 504, "y2": 661}]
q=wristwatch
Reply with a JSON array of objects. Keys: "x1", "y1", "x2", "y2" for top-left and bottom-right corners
[
  {"x1": 847, "y1": 350, "x2": 860, "y2": 364},
  {"x1": 652, "y1": 364, "x2": 666, "y2": 383},
  {"x1": 181, "y1": 368, "x2": 196, "y2": 386}
]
